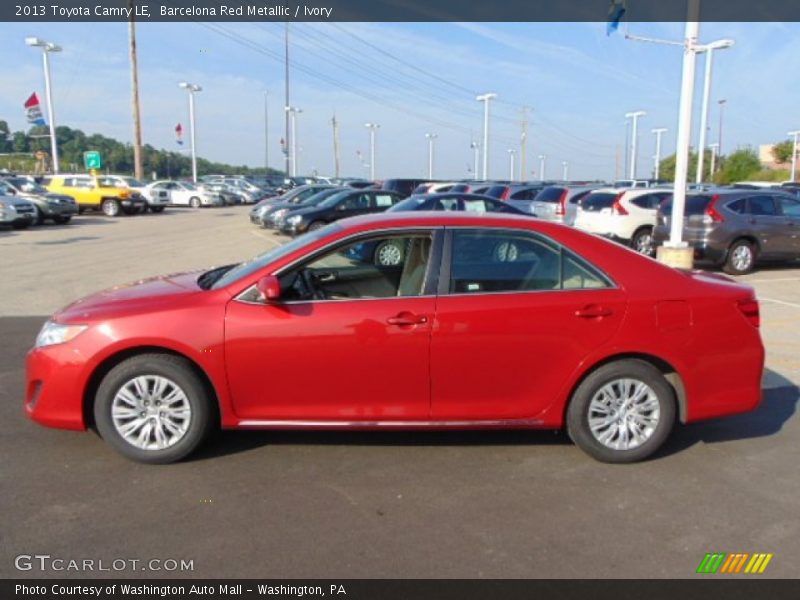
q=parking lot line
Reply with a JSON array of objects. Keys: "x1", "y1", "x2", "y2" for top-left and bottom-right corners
[{"x1": 761, "y1": 297, "x2": 800, "y2": 309}]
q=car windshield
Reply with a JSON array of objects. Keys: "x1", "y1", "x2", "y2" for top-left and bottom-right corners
[
  {"x1": 8, "y1": 178, "x2": 48, "y2": 194},
  {"x1": 210, "y1": 224, "x2": 341, "y2": 290},
  {"x1": 388, "y1": 196, "x2": 427, "y2": 211},
  {"x1": 121, "y1": 177, "x2": 146, "y2": 187},
  {"x1": 181, "y1": 182, "x2": 198, "y2": 191},
  {"x1": 317, "y1": 190, "x2": 352, "y2": 208},
  {"x1": 302, "y1": 189, "x2": 342, "y2": 205}
]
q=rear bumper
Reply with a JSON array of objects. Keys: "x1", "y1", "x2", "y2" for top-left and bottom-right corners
[{"x1": 652, "y1": 226, "x2": 726, "y2": 264}]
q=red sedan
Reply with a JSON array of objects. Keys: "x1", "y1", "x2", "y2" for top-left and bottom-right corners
[{"x1": 25, "y1": 212, "x2": 764, "y2": 464}]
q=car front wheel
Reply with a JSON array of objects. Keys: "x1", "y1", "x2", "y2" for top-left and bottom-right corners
[
  {"x1": 190, "y1": 197, "x2": 201, "y2": 209},
  {"x1": 101, "y1": 198, "x2": 121, "y2": 217},
  {"x1": 566, "y1": 359, "x2": 675, "y2": 463},
  {"x1": 723, "y1": 239, "x2": 756, "y2": 275},
  {"x1": 93, "y1": 354, "x2": 215, "y2": 464}
]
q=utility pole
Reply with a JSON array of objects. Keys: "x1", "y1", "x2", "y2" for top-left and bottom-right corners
[
  {"x1": 717, "y1": 98, "x2": 727, "y2": 158},
  {"x1": 470, "y1": 140, "x2": 479, "y2": 181},
  {"x1": 285, "y1": 107, "x2": 301, "y2": 177},
  {"x1": 476, "y1": 93, "x2": 497, "y2": 180},
  {"x1": 178, "y1": 82, "x2": 201, "y2": 183},
  {"x1": 652, "y1": 128, "x2": 667, "y2": 180},
  {"x1": 331, "y1": 113, "x2": 341, "y2": 179},
  {"x1": 364, "y1": 123, "x2": 379, "y2": 180},
  {"x1": 128, "y1": 0, "x2": 143, "y2": 180},
  {"x1": 538, "y1": 154, "x2": 546, "y2": 181},
  {"x1": 284, "y1": 22, "x2": 290, "y2": 177},
  {"x1": 562, "y1": 161, "x2": 568, "y2": 181},
  {"x1": 264, "y1": 91, "x2": 269, "y2": 174},
  {"x1": 789, "y1": 130, "x2": 800, "y2": 182},
  {"x1": 625, "y1": 110, "x2": 646, "y2": 179},
  {"x1": 507, "y1": 149, "x2": 516, "y2": 182},
  {"x1": 425, "y1": 133, "x2": 437, "y2": 179},
  {"x1": 708, "y1": 142, "x2": 719, "y2": 177},
  {"x1": 25, "y1": 37, "x2": 61, "y2": 174},
  {"x1": 520, "y1": 106, "x2": 528, "y2": 181}
]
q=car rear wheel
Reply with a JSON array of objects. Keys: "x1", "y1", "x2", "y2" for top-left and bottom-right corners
[
  {"x1": 94, "y1": 354, "x2": 215, "y2": 464},
  {"x1": 631, "y1": 227, "x2": 655, "y2": 257},
  {"x1": 101, "y1": 198, "x2": 121, "y2": 217},
  {"x1": 723, "y1": 239, "x2": 756, "y2": 275},
  {"x1": 566, "y1": 359, "x2": 675, "y2": 463},
  {"x1": 190, "y1": 197, "x2": 201, "y2": 209}
]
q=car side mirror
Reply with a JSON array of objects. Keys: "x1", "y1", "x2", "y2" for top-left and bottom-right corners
[{"x1": 256, "y1": 275, "x2": 281, "y2": 302}]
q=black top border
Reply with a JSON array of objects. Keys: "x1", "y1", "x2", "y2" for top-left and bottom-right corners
[{"x1": 4, "y1": 0, "x2": 800, "y2": 22}]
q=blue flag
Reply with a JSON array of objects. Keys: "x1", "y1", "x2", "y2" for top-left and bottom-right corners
[{"x1": 607, "y1": 0, "x2": 626, "y2": 36}]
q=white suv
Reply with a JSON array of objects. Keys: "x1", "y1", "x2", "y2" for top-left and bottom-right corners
[{"x1": 573, "y1": 188, "x2": 672, "y2": 256}]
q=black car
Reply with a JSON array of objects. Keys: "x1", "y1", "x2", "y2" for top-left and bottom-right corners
[
  {"x1": 250, "y1": 185, "x2": 338, "y2": 225},
  {"x1": 387, "y1": 192, "x2": 529, "y2": 215},
  {"x1": 380, "y1": 178, "x2": 428, "y2": 197},
  {"x1": 263, "y1": 187, "x2": 345, "y2": 228},
  {"x1": 280, "y1": 189, "x2": 405, "y2": 235}
]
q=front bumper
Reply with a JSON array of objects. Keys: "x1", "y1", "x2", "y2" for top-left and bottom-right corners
[
  {"x1": 42, "y1": 203, "x2": 79, "y2": 217},
  {"x1": 25, "y1": 344, "x2": 89, "y2": 431}
]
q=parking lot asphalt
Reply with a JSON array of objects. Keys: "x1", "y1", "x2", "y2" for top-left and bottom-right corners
[{"x1": 1, "y1": 207, "x2": 798, "y2": 578}]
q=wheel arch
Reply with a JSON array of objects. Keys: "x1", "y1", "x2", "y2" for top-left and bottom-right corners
[
  {"x1": 564, "y1": 352, "x2": 688, "y2": 424},
  {"x1": 82, "y1": 345, "x2": 221, "y2": 429}
]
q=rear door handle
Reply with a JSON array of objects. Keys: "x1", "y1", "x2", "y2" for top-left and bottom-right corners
[
  {"x1": 387, "y1": 312, "x2": 428, "y2": 326},
  {"x1": 575, "y1": 305, "x2": 613, "y2": 318}
]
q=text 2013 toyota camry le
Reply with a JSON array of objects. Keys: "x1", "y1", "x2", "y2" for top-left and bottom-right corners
[{"x1": 25, "y1": 212, "x2": 764, "y2": 464}]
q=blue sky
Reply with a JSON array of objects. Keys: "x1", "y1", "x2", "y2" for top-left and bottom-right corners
[{"x1": 2, "y1": 21, "x2": 798, "y2": 180}]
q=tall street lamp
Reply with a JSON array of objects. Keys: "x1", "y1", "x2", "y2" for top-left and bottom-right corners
[
  {"x1": 562, "y1": 161, "x2": 569, "y2": 181},
  {"x1": 717, "y1": 99, "x2": 727, "y2": 158},
  {"x1": 507, "y1": 149, "x2": 516, "y2": 182},
  {"x1": 425, "y1": 133, "x2": 437, "y2": 179},
  {"x1": 285, "y1": 106, "x2": 302, "y2": 177},
  {"x1": 538, "y1": 154, "x2": 546, "y2": 181},
  {"x1": 652, "y1": 128, "x2": 668, "y2": 180},
  {"x1": 364, "y1": 123, "x2": 379, "y2": 180},
  {"x1": 470, "y1": 141, "x2": 480, "y2": 181},
  {"x1": 788, "y1": 130, "x2": 800, "y2": 182},
  {"x1": 625, "y1": 110, "x2": 646, "y2": 180},
  {"x1": 178, "y1": 81, "x2": 202, "y2": 183},
  {"x1": 695, "y1": 39, "x2": 735, "y2": 183},
  {"x1": 708, "y1": 142, "x2": 719, "y2": 178},
  {"x1": 476, "y1": 93, "x2": 497, "y2": 180},
  {"x1": 25, "y1": 37, "x2": 62, "y2": 174}
]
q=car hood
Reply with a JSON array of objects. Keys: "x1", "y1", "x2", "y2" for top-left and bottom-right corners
[{"x1": 55, "y1": 271, "x2": 206, "y2": 323}]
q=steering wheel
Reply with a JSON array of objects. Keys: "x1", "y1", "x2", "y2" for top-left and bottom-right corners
[{"x1": 300, "y1": 269, "x2": 327, "y2": 300}]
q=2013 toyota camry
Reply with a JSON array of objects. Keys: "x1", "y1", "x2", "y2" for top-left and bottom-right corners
[{"x1": 25, "y1": 212, "x2": 764, "y2": 464}]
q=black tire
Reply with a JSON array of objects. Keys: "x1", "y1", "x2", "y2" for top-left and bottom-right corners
[
  {"x1": 12, "y1": 221, "x2": 30, "y2": 230},
  {"x1": 101, "y1": 198, "x2": 121, "y2": 217},
  {"x1": 93, "y1": 354, "x2": 215, "y2": 464},
  {"x1": 566, "y1": 359, "x2": 675, "y2": 463},
  {"x1": 723, "y1": 239, "x2": 756, "y2": 275},
  {"x1": 631, "y1": 227, "x2": 655, "y2": 257},
  {"x1": 307, "y1": 221, "x2": 326, "y2": 232},
  {"x1": 53, "y1": 215, "x2": 72, "y2": 225},
  {"x1": 35, "y1": 207, "x2": 46, "y2": 226},
  {"x1": 190, "y1": 197, "x2": 201, "y2": 209},
  {"x1": 149, "y1": 206, "x2": 165, "y2": 213}
]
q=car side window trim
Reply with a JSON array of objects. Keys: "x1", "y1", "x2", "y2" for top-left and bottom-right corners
[{"x1": 438, "y1": 226, "x2": 617, "y2": 297}]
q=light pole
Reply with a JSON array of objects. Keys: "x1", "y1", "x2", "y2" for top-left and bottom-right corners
[
  {"x1": 708, "y1": 142, "x2": 719, "y2": 178},
  {"x1": 789, "y1": 130, "x2": 800, "y2": 182},
  {"x1": 717, "y1": 99, "x2": 727, "y2": 157},
  {"x1": 625, "y1": 110, "x2": 646, "y2": 180},
  {"x1": 538, "y1": 155, "x2": 546, "y2": 181},
  {"x1": 652, "y1": 128, "x2": 668, "y2": 180},
  {"x1": 264, "y1": 91, "x2": 269, "y2": 174},
  {"x1": 470, "y1": 141, "x2": 480, "y2": 181},
  {"x1": 25, "y1": 37, "x2": 61, "y2": 174},
  {"x1": 364, "y1": 123, "x2": 379, "y2": 180},
  {"x1": 562, "y1": 161, "x2": 569, "y2": 181},
  {"x1": 507, "y1": 149, "x2": 516, "y2": 182},
  {"x1": 425, "y1": 133, "x2": 437, "y2": 179},
  {"x1": 285, "y1": 106, "x2": 302, "y2": 177},
  {"x1": 476, "y1": 93, "x2": 497, "y2": 180},
  {"x1": 695, "y1": 39, "x2": 735, "y2": 183},
  {"x1": 178, "y1": 81, "x2": 202, "y2": 183}
]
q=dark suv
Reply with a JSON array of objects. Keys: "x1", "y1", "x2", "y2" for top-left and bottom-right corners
[{"x1": 652, "y1": 190, "x2": 800, "y2": 274}]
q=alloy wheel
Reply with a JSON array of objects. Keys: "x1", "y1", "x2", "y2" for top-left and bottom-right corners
[{"x1": 587, "y1": 378, "x2": 660, "y2": 451}]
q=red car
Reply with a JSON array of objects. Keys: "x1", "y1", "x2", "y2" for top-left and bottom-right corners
[{"x1": 25, "y1": 213, "x2": 764, "y2": 464}]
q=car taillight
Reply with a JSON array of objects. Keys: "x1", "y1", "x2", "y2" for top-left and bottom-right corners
[
  {"x1": 555, "y1": 190, "x2": 568, "y2": 216},
  {"x1": 612, "y1": 193, "x2": 628, "y2": 215},
  {"x1": 737, "y1": 298, "x2": 760, "y2": 328},
  {"x1": 500, "y1": 188, "x2": 511, "y2": 201},
  {"x1": 704, "y1": 194, "x2": 725, "y2": 223}
]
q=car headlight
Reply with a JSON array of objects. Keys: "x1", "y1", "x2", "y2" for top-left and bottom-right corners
[
  {"x1": 35, "y1": 321, "x2": 88, "y2": 348},
  {"x1": 287, "y1": 215, "x2": 303, "y2": 225}
]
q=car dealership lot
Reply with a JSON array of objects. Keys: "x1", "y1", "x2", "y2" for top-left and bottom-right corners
[{"x1": 1, "y1": 207, "x2": 798, "y2": 578}]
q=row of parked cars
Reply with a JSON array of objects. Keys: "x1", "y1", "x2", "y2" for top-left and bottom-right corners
[{"x1": 249, "y1": 177, "x2": 800, "y2": 275}]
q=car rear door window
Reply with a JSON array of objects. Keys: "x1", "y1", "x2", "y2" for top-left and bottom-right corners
[
  {"x1": 373, "y1": 193, "x2": 396, "y2": 208},
  {"x1": 726, "y1": 197, "x2": 747, "y2": 214},
  {"x1": 581, "y1": 193, "x2": 617, "y2": 212},
  {"x1": 748, "y1": 195, "x2": 778, "y2": 216},
  {"x1": 448, "y1": 229, "x2": 611, "y2": 294},
  {"x1": 780, "y1": 197, "x2": 800, "y2": 217},
  {"x1": 534, "y1": 187, "x2": 565, "y2": 203}
]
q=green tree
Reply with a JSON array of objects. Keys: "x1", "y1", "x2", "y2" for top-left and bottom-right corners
[
  {"x1": 771, "y1": 140, "x2": 794, "y2": 164},
  {"x1": 716, "y1": 148, "x2": 762, "y2": 184}
]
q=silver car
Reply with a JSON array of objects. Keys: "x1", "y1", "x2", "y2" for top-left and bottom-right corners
[
  {"x1": 526, "y1": 185, "x2": 597, "y2": 225},
  {"x1": 0, "y1": 195, "x2": 37, "y2": 228}
]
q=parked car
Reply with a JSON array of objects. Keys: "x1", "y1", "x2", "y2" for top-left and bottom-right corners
[
  {"x1": 250, "y1": 185, "x2": 338, "y2": 225},
  {"x1": 44, "y1": 175, "x2": 147, "y2": 216},
  {"x1": 201, "y1": 182, "x2": 246, "y2": 206},
  {"x1": 410, "y1": 182, "x2": 458, "y2": 195},
  {"x1": 146, "y1": 181, "x2": 223, "y2": 208},
  {"x1": 652, "y1": 190, "x2": 800, "y2": 274},
  {"x1": 526, "y1": 185, "x2": 598, "y2": 224},
  {"x1": 263, "y1": 188, "x2": 345, "y2": 229},
  {"x1": 574, "y1": 188, "x2": 673, "y2": 256},
  {"x1": 280, "y1": 189, "x2": 405, "y2": 236},
  {"x1": 25, "y1": 212, "x2": 765, "y2": 464},
  {"x1": 613, "y1": 179, "x2": 652, "y2": 189},
  {"x1": 0, "y1": 177, "x2": 78, "y2": 224},
  {"x1": 98, "y1": 175, "x2": 170, "y2": 213},
  {"x1": 388, "y1": 192, "x2": 529, "y2": 215},
  {"x1": 0, "y1": 194, "x2": 36, "y2": 228},
  {"x1": 380, "y1": 178, "x2": 427, "y2": 197}
]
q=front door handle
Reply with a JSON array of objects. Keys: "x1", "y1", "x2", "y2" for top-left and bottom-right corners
[
  {"x1": 575, "y1": 305, "x2": 613, "y2": 319},
  {"x1": 387, "y1": 312, "x2": 428, "y2": 326}
]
